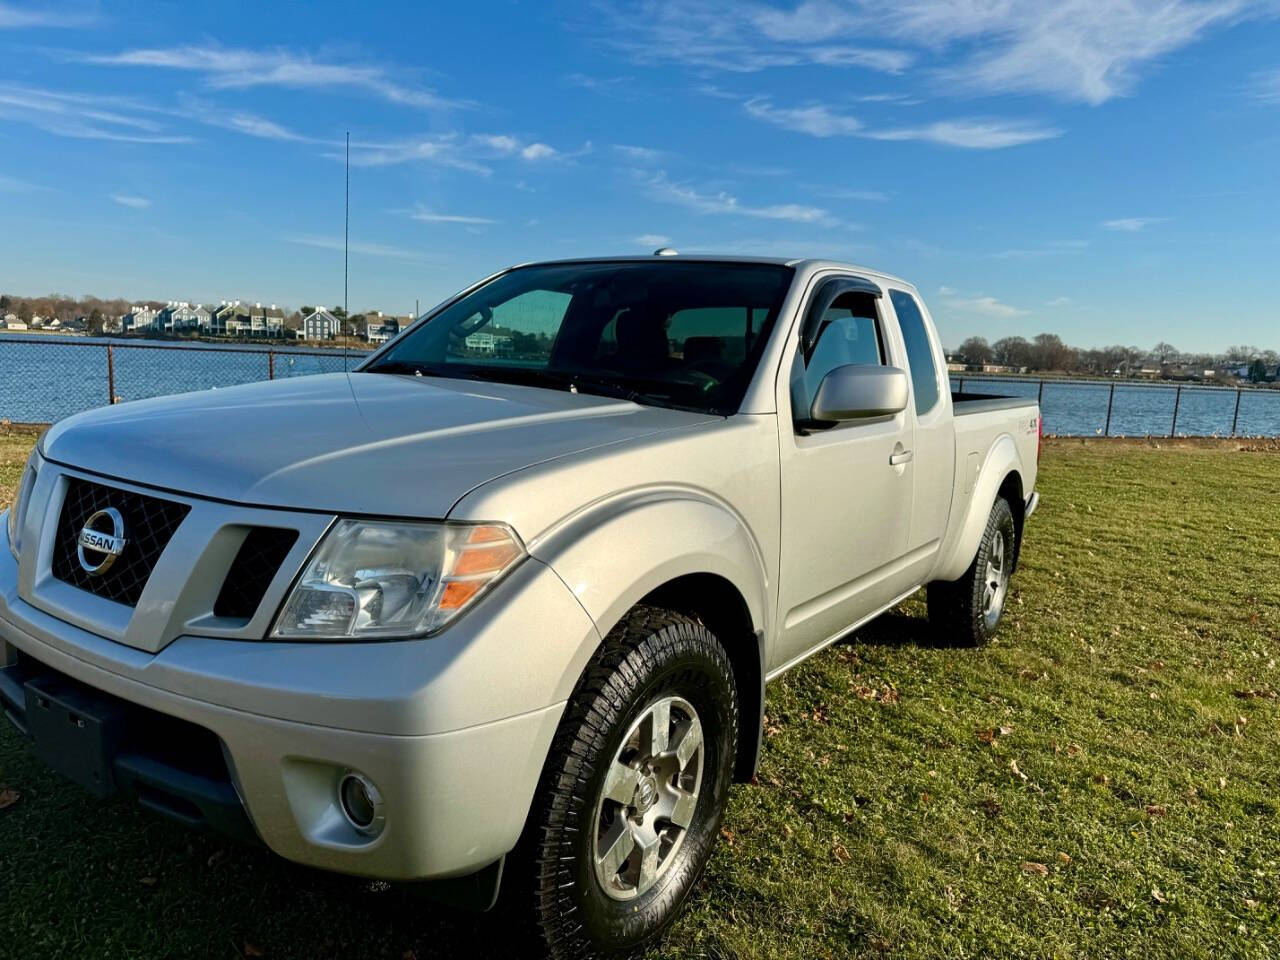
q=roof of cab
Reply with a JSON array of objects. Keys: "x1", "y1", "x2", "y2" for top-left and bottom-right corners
[{"x1": 508, "y1": 254, "x2": 914, "y2": 290}]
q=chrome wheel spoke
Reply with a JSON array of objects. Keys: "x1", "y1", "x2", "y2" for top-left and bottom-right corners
[
  {"x1": 635, "y1": 826, "x2": 661, "y2": 893},
  {"x1": 596, "y1": 819, "x2": 636, "y2": 879},
  {"x1": 644, "y1": 699, "x2": 671, "y2": 756},
  {"x1": 602, "y1": 760, "x2": 641, "y2": 807},
  {"x1": 672, "y1": 714, "x2": 704, "y2": 770},
  {"x1": 668, "y1": 786, "x2": 698, "y2": 828}
]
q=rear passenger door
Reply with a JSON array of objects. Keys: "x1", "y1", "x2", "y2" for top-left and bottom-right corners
[
  {"x1": 885, "y1": 289, "x2": 955, "y2": 559},
  {"x1": 772, "y1": 277, "x2": 916, "y2": 672}
]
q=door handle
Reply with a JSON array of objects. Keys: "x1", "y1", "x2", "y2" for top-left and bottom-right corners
[{"x1": 889, "y1": 449, "x2": 914, "y2": 466}]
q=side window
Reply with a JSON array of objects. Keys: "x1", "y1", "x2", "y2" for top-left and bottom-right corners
[
  {"x1": 889, "y1": 290, "x2": 940, "y2": 415},
  {"x1": 790, "y1": 290, "x2": 884, "y2": 424},
  {"x1": 448, "y1": 289, "x2": 570, "y2": 364}
]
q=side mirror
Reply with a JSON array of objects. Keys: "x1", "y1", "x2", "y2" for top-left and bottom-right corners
[{"x1": 810, "y1": 365, "x2": 909, "y2": 424}]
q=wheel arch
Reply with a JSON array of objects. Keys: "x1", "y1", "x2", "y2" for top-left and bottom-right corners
[{"x1": 932, "y1": 433, "x2": 1026, "y2": 582}]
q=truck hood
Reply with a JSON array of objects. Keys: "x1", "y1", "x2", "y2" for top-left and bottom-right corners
[{"x1": 42, "y1": 372, "x2": 713, "y2": 517}]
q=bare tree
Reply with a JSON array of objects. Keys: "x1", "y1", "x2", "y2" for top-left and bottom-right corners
[{"x1": 956, "y1": 336, "x2": 993, "y2": 365}]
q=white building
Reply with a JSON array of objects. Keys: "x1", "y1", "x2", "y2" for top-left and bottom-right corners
[{"x1": 464, "y1": 331, "x2": 513, "y2": 354}]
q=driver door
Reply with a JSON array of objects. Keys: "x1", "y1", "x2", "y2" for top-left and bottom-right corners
[{"x1": 772, "y1": 277, "x2": 916, "y2": 672}]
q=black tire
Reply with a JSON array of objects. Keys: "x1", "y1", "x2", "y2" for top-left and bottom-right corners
[
  {"x1": 527, "y1": 605, "x2": 739, "y2": 959},
  {"x1": 927, "y1": 496, "x2": 1017, "y2": 647}
]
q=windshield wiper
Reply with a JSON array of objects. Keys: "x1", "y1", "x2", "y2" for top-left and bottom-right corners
[
  {"x1": 363, "y1": 360, "x2": 430, "y2": 377},
  {"x1": 455, "y1": 366, "x2": 645, "y2": 403}
]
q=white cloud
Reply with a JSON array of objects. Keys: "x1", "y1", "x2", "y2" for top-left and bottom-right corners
[
  {"x1": 83, "y1": 45, "x2": 460, "y2": 109},
  {"x1": 407, "y1": 206, "x2": 497, "y2": 225},
  {"x1": 745, "y1": 98, "x2": 862, "y2": 136},
  {"x1": 0, "y1": 2, "x2": 94, "y2": 28},
  {"x1": 603, "y1": 0, "x2": 1266, "y2": 104},
  {"x1": 0, "y1": 84, "x2": 194, "y2": 143},
  {"x1": 938, "y1": 285, "x2": 957, "y2": 296},
  {"x1": 939, "y1": 291, "x2": 1028, "y2": 318},
  {"x1": 0, "y1": 172, "x2": 42, "y2": 192},
  {"x1": 1044, "y1": 296, "x2": 1072, "y2": 307},
  {"x1": 635, "y1": 234, "x2": 672, "y2": 246},
  {"x1": 865, "y1": 119, "x2": 1062, "y2": 149},
  {"x1": 1252, "y1": 68, "x2": 1280, "y2": 102},
  {"x1": 1102, "y1": 217, "x2": 1168, "y2": 231},
  {"x1": 521, "y1": 142, "x2": 557, "y2": 160},
  {"x1": 822, "y1": 187, "x2": 889, "y2": 202},
  {"x1": 110, "y1": 193, "x2": 150, "y2": 208},
  {"x1": 646, "y1": 171, "x2": 833, "y2": 224},
  {"x1": 614, "y1": 144, "x2": 670, "y2": 162},
  {"x1": 287, "y1": 235, "x2": 437, "y2": 261},
  {"x1": 747, "y1": 97, "x2": 1059, "y2": 148}
]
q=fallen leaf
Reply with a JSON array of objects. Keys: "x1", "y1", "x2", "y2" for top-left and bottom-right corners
[
  {"x1": 0, "y1": 788, "x2": 19, "y2": 810},
  {"x1": 1066, "y1": 744, "x2": 1083, "y2": 757},
  {"x1": 1144, "y1": 804, "x2": 1167, "y2": 817},
  {"x1": 832, "y1": 841, "x2": 852, "y2": 864},
  {"x1": 244, "y1": 943, "x2": 264, "y2": 958},
  {"x1": 1021, "y1": 861, "x2": 1049, "y2": 877},
  {"x1": 1010, "y1": 759, "x2": 1028, "y2": 782},
  {"x1": 1151, "y1": 888, "x2": 1167, "y2": 905},
  {"x1": 976, "y1": 728, "x2": 995, "y2": 745},
  {"x1": 997, "y1": 725, "x2": 1014, "y2": 737},
  {"x1": 140, "y1": 877, "x2": 158, "y2": 886},
  {"x1": 719, "y1": 827, "x2": 735, "y2": 846},
  {"x1": 1057, "y1": 851, "x2": 1072, "y2": 865},
  {"x1": 981, "y1": 799, "x2": 1002, "y2": 818},
  {"x1": 1243, "y1": 898, "x2": 1259, "y2": 910},
  {"x1": 207, "y1": 849, "x2": 228, "y2": 868}
]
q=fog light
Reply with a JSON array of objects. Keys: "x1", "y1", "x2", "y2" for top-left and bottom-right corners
[{"x1": 339, "y1": 772, "x2": 384, "y2": 836}]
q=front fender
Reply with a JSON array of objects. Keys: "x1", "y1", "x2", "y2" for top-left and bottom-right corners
[
  {"x1": 529, "y1": 488, "x2": 770, "y2": 699},
  {"x1": 932, "y1": 434, "x2": 1023, "y2": 582}
]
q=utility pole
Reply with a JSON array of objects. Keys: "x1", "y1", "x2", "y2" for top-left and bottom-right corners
[{"x1": 344, "y1": 131, "x2": 350, "y2": 321}]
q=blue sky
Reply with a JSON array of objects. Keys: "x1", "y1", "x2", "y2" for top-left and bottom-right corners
[{"x1": 1, "y1": 0, "x2": 1278, "y2": 352}]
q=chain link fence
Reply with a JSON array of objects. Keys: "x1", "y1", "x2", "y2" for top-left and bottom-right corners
[
  {"x1": 1, "y1": 337, "x2": 369, "y2": 424},
  {"x1": 2, "y1": 337, "x2": 1278, "y2": 435},
  {"x1": 953, "y1": 375, "x2": 1280, "y2": 437}
]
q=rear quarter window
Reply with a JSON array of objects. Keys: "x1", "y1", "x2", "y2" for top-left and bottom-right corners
[{"x1": 889, "y1": 290, "x2": 941, "y2": 415}]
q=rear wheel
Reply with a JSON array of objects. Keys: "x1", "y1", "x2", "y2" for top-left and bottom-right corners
[
  {"x1": 527, "y1": 605, "x2": 739, "y2": 959},
  {"x1": 927, "y1": 496, "x2": 1016, "y2": 646}
]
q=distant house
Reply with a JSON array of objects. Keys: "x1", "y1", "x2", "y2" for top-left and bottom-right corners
[
  {"x1": 464, "y1": 331, "x2": 513, "y2": 354},
  {"x1": 365, "y1": 312, "x2": 406, "y2": 345},
  {"x1": 122, "y1": 305, "x2": 158, "y2": 332},
  {"x1": 302, "y1": 308, "x2": 342, "y2": 340},
  {"x1": 247, "y1": 303, "x2": 286, "y2": 337},
  {"x1": 1, "y1": 315, "x2": 27, "y2": 331},
  {"x1": 156, "y1": 301, "x2": 211, "y2": 333}
]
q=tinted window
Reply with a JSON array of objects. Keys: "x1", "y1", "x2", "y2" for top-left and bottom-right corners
[
  {"x1": 890, "y1": 290, "x2": 940, "y2": 415},
  {"x1": 790, "y1": 291, "x2": 885, "y2": 423},
  {"x1": 367, "y1": 261, "x2": 794, "y2": 415}
]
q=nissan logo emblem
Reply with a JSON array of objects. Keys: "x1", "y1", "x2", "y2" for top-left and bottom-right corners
[{"x1": 77, "y1": 507, "x2": 128, "y2": 577}]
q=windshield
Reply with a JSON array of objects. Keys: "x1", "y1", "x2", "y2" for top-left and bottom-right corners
[{"x1": 362, "y1": 260, "x2": 795, "y2": 415}]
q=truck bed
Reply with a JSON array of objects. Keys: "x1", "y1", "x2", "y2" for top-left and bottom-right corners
[{"x1": 952, "y1": 391, "x2": 1039, "y2": 416}]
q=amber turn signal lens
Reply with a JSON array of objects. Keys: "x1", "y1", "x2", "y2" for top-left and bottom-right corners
[
  {"x1": 438, "y1": 578, "x2": 486, "y2": 610},
  {"x1": 453, "y1": 540, "x2": 521, "y2": 576}
]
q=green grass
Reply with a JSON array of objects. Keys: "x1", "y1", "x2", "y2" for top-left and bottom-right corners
[{"x1": 2, "y1": 433, "x2": 1278, "y2": 959}]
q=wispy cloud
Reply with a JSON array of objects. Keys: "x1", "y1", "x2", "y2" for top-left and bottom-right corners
[
  {"x1": 818, "y1": 186, "x2": 889, "y2": 202},
  {"x1": 866, "y1": 118, "x2": 1062, "y2": 149},
  {"x1": 634, "y1": 233, "x2": 672, "y2": 246},
  {"x1": 746, "y1": 97, "x2": 1060, "y2": 149},
  {"x1": 745, "y1": 98, "x2": 862, "y2": 136},
  {"x1": 110, "y1": 193, "x2": 150, "y2": 208},
  {"x1": 184, "y1": 101, "x2": 313, "y2": 142},
  {"x1": 82, "y1": 44, "x2": 461, "y2": 109},
  {"x1": 614, "y1": 144, "x2": 671, "y2": 163},
  {"x1": 603, "y1": 0, "x2": 1266, "y2": 104},
  {"x1": 1044, "y1": 296, "x2": 1073, "y2": 307},
  {"x1": 646, "y1": 170, "x2": 833, "y2": 224},
  {"x1": 344, "y1": 132, "x2": 564, "y2": 172},
  {"x1": 406, "y1": 205, "x2": 497, "y2": 225},
  {"x1": 287, "y1": 235, "x2": 438, "y2": 261},
  {"x1": 0, "y1": 172, "x2": 44, "y2": 192},
  {"x1": 0, "y1": 2, "x2": 94, "y2": 29},
  {"x1": 938, "y1": 289, "x2": 1028, "y2": 318},
  {"x1": 0, "y1": 84, "x2": 194, "y2": 143},
  {"x1": 1102, "y1": 217, "x2": 1168, "y2": 232},
  {"x1": 1252, "y1": 68, "x2": 1280, "y2": 103}
]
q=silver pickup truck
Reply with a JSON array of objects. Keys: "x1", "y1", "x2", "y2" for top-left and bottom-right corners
[{"x1": 1, "y1": 255, "x2": 1039, "y2": 958}]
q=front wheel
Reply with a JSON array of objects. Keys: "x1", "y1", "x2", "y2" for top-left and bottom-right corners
[
  {"x1": 927, "y1": 496, "x2": 1017, "y2": 646},
  {"x1": 527, "y1": 606, "x2": 739, "y2": 959}
]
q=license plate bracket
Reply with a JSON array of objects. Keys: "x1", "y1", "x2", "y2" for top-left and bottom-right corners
[{"x1": 24, "y1": 674, "x2": 130, "y2": 798}]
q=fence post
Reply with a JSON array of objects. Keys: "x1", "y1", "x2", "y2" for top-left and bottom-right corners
[
  {"x1": 1231, "y1": 388, "x2": 1242, "y2": 436},
  {"x1": 1170, "y1": 385, "x2": 1182, "y2": 437},
  {"x1": 268, "y1": 350, "x2": 275, "y2": 380},
  {"x1": 106, "y1": 345, "x2": 116, "y2": 404},
  {"x1": 1037, "y1": 380, "x2": 1045, "y2": 404},
  {"x1": 1104, "y1": 383, "x2": 1115, "y2": 436},
  {"x1": 957, "y1": 378, "x2": 964, "y2": 395}
]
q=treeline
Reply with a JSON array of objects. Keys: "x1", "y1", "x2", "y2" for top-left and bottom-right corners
[{"x1": 953, "y1": 334, "x2": 1280, "y2": 381}]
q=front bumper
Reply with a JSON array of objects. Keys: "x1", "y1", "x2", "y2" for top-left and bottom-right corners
[{"x1": 1, "y1": 518, "x2": 601, "y2": 882}]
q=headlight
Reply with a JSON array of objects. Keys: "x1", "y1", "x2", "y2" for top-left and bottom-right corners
[
  {"x1": 7, "y1": 450, "x2": 38, "y2": 561},
  {"x1": 271, "y1": 520, "x2": 524, "y2": 640}
]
